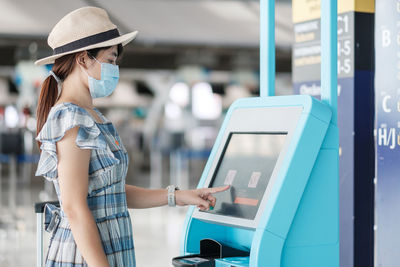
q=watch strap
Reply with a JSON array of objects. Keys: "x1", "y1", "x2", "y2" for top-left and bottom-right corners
[{"x1": 167, "y1": 185, "x2": 179, "y2": 207}]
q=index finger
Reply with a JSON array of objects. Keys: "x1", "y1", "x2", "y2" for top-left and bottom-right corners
[{"x1": 207, "y1": 185, "x2": 230, "y2": 194}]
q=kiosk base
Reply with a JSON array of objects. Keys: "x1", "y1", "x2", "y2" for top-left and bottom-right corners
[
  {"x1": 172, "y1": 239, "x2": 249, "y2": 267},
  {"x1": 215, "y1": 257, "x2": 249, "y2": 267}
]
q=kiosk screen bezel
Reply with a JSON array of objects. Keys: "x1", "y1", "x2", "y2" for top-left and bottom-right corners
[{"x1": 192, "y1": 106, "x2": 302, "y2": 229}]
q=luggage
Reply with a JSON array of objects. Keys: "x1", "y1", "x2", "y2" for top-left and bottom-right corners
[{"x1": 34, "y1": 201, "x2": 60, "y2": 267}]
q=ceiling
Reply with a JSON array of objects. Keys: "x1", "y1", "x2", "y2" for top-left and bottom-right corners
[{"x1": 0, "y1": 0, "x2": 293, "y2": 71}]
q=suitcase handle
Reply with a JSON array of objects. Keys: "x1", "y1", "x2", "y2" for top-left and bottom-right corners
[{"x1": 34, "y1": 201, "x2": 60, "y2": 214}]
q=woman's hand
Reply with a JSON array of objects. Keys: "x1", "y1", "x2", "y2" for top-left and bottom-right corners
[{"x1": 175, "y1": 185, "x2": 230, "y2": 211}]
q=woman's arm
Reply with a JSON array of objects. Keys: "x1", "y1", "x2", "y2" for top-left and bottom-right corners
[
  {"x1": 125, "y1": 184, "x2": 230, "y2": 210},
  {"x1": 125, "y1": 185, "x2": 168, "y2": 209},
  {"x1": 57, "y1": 126, "x2": 109, "y2": 267}
]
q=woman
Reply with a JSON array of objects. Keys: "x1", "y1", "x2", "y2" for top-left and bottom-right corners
[{"x1": 35, "y1": 7, "x2": 228, "y2": 267}]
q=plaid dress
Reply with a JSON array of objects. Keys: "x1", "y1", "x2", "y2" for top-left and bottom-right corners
[{"x1": 35, "y1": 102, "x2": 136, "y2": 267}]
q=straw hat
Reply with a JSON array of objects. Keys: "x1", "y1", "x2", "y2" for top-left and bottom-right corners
[{"x1": 35, "y1": 6, "x2": 138, "y2": 66}]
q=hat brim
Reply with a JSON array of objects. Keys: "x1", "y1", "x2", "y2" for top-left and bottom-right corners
[{"x1": 35, "y1": 30, "x2": 138, "y2": 66}]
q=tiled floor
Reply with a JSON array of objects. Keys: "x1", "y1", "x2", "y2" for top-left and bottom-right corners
[{"x1": 0, "y1": 175, "x2": 189, "y2": 267}]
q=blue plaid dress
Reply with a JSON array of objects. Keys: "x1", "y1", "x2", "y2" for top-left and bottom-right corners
[{"x1": 35, "y1": 102, "x2": 136, "y2": 267}]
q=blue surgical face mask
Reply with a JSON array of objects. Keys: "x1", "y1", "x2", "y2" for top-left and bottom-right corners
[{"x1": 85, "y1": 57, "x2": 119, "y2": 99}]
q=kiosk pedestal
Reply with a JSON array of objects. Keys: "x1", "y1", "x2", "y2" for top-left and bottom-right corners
[{"x1": 173, "y1": 96, "x2": 339, "y2": 267}]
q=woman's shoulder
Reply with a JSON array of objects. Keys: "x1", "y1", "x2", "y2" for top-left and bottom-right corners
[
  {"x1": 49, "y1": 101, "x2": 88, "y2": 118},
  {"x1": 36, "y1": 102, "x2": 98, "y2": 143},
  {"x1": 51, "y1": 102, "x2": 110, "y2": 124},
  {"x1": 35, "y1": 102, "x2": 117, "y2": 180}
]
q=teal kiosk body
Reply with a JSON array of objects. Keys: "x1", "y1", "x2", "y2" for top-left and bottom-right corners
[{"x1": 172, "y1": 0, "x2": 339, "y2": 266}]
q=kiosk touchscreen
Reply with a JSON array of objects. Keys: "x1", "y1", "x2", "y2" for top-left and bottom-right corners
[{"x1": 198, "y1": 133, "x2": 286, "y2": 225}]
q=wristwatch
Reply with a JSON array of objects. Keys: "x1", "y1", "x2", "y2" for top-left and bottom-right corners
[{"x1": 166, "y1": 185, "x2": 180, "y2": 207}]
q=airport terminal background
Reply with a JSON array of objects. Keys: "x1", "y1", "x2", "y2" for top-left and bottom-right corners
[{"x1": 0, "y1": 0, "x2": 398, "y2": 266}]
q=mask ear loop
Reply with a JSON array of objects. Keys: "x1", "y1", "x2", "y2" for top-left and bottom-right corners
[
  {"x1": 49, "y1": 71, "x2": 62, "y2": 99},
  {"x1": 84, "y1": 52, "x2": 102, "y2": 79},
  {"x1": 87, "y1": 51, "x2": 101, "y2": 65}
]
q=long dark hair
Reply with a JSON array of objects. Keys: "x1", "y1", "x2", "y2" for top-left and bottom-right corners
[{"x1": 36, "y1": 44, "x2": 123, "y2": 150}]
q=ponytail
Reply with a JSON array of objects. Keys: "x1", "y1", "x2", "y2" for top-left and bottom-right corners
[{"x1": 36, "y1": 75, "x2": 59, "y2": 149}]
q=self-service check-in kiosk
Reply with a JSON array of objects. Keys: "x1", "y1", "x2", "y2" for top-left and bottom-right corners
[{"x1": 172, "y1": 1, "x2": 339, "y2": 266}]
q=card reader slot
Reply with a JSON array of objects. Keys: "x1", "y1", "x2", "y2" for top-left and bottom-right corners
[{"x1": 172, "y1": 239, "x2": 249, "y2": 267}]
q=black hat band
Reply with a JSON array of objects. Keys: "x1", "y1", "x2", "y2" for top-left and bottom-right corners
[{"x1": 53, "y1": 28, "x2": 120, "y2": 55}]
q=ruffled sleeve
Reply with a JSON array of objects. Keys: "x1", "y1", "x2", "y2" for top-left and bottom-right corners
[{"x1": 35, "y1": 103, "x2": 119, "y2": 181}]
